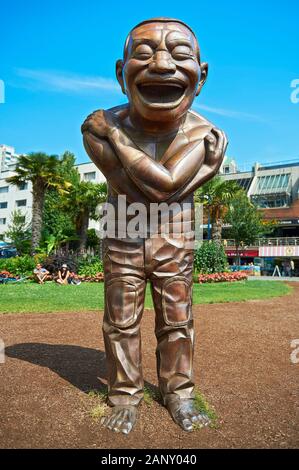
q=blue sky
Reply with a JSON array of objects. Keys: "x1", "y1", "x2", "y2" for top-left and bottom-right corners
[{"x1": 1, "y1": 0, "x2": 298, "y2": 167}]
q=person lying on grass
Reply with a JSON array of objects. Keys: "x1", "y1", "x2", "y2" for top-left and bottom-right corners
[{"x1": 33, "y1": 263, "x2": 50, "y2": 285}]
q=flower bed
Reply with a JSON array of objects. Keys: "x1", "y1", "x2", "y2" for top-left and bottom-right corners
[
  {"x1": 0, "y1": 270, "x2": 17, "y2": 279},
  {"x1": 77, "y1": 272, "x2": 104, "y2": 283},
  {"x1": 197, "y1": 272, "x2": 248, "y2": 284}
]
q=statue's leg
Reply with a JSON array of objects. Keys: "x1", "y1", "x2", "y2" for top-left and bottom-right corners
[
  {"x1": 150, "y1": 237, "x2": 210, "y2": 432},
  {"x1": 101, "y1": 238, "x2": 146, "y2": 434}
]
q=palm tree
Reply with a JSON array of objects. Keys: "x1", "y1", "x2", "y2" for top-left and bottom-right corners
[
  {"x1": 6, "y1": 153, "x2": 71, "y2": 253},
  {"x1": 66, "y1": 180, "x2": 107, "y2": 252},
  {"x1": 195, "y1": 176, "x2": 241, "y2": 244}
]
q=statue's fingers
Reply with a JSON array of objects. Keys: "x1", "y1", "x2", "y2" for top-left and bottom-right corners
[
  {"x1": 81, "y1": 120, "x2": 92, "y2": 134},
  {"x1": 204, "y1": 132, "x2": 216, "y2": 152},
  {"x1": 86, "y1": 113, "x2": 95, "y2": 120},
  {"x1": 88, "y1": 109, "x2": 104, "y2": 119},
  {"x1": 81, "y1": 114, "x2": 100, "y2": 132},
  {"x1": 211, "y1": 128, "x2": 224, "y2": 148},
  {"x1": 205, "y1": 132, "x2": 217, "y2": 145},
  {"x1": 211, "y1": 128, "x2": 228, "y2": 156}
]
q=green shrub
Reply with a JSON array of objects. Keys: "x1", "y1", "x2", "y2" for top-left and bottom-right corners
[
  {"x1": 0, "y1": 255, "x2": 36, "y2": 277},
  {"x1": 194, "y1": 241, "x2": 228, "y2": 274},
  {"x1": 78, "y1": 260, "x2": 103, "y2": 277},
  {"x1": 43, "y1": 254, "x2": 78, "y2": 274}
]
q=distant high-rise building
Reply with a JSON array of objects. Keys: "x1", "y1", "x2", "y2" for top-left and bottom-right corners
[{"x1": 0, "y1": 145, "x2": 19, "y2": 172}]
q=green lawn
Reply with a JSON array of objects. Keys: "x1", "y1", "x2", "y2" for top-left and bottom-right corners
[{"x1": 0, "y1": 280, "x2": 291, "y2": 314}]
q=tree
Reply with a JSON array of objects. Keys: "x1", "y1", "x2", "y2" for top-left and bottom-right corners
[
  {"x1": 195, "y1": 176, "x2": 241, "y2": 244},
  {"x1": 42, "y1": 151, "x2": 78, "y2": 243},
  {"x1": 65, "y1": 180, "x2": 107, "y2": 252},
  {"x1": 40, "y1": 231, "x2": 79, "y2": 255},
  {"x1": 6, "y1": 153, "x2": 71, "y2": 253},
  {"x1": 225, "y1": 192, "x2": 276, "y2": 264},
  {"x1": 194, "y1": 241, "x2": 228, "y2": 274},
  {"x1": 5, "y1": 210, "x2": 31, "y2": 254},
  {"x1": 86, "y1": 228, "x2": 101, "y2": 249}
]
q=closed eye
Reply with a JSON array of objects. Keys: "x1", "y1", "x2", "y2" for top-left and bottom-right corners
[
  {"x1": 172, "y1": 45, "x2": 193, "y2": 60},
  {"x1": 133, "y1": 44, "x2": 154, "y2": 60}
]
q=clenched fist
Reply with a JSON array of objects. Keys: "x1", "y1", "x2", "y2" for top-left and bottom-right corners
[
  {"x1": 204, "y1": 128, "x2": 228, "y2": 167},
  {"x1": 81, "y1": 109, "x2": 116, "y2": 138}
]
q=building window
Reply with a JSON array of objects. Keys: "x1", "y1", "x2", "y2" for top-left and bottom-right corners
[
  {"x1": 0, "y1": 202, "x2": 8, "y2": 209},
  {"x1": 18, "y1": 182, "x2": 28, "y2": 190},
  {"x1": 251, "y1": 194, "x2": 290, "y2": 208},
  {"x1": 256, "y1": 174, "x2": 290, "y2": 193},
  {"x1": 0, "y1": 218, "x2": 6, "y2": 225},
  {"x1": 16, "y1": 199, "x2": 27, "y2": 207},
  {"x1": 234, "y1": 178, "x2": 253, "y2": 191},
  {"x1": 83, "y1": 171, "x2": 96, "y2": 181},
  {"x1": 0, "y1": 186, "x2": 9, "y2": 194}
]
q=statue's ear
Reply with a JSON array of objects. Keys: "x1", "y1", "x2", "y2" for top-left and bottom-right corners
[
  {"x1": 196, "y1": 62, "x2": 208, "y2": 96},
  {"x1": 116, "y1": 59, "x2": 126, "y2": 95}
]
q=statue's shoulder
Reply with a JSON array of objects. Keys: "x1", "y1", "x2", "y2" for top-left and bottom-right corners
[
  {"x1": 186, "y1": 109, "x2": 216, "y2": 134},
  {"x1": 107, "y1": 104, "x2": 129, "y2": 121}
]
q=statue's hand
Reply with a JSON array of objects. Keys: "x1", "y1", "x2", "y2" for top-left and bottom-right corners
[
  {"x1": 204, "y1": 128, "x2": 228, "y2": 167},
  {"x1": 81, "y1": 109, "x2": 116, "y2": 138}
]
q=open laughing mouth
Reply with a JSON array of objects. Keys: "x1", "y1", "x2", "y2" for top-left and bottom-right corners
[{"x1": 136, "y1": 81, "x2": 187, "y2": 108}]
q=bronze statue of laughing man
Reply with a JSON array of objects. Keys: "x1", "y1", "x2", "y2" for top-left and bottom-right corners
[{"x1": 82, "y1": 17, "x2": 228, "y2": 435}]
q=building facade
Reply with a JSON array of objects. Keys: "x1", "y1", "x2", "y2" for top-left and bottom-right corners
[
  {"x1": 219, "y1": 156, "x2": 299, "y2": 274},
  {"x1": 0, "y1": 147, "x2": 106, "y2": 237},
  {"x1": 220, "y1": 157, "x2": 299, "y2": 238},
  {"x1": 0, "y1": 145, "x2": 19, "y2": 172}
]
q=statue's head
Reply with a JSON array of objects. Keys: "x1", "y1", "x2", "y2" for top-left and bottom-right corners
[{"x1": 116, "y1": 18, "x2": 208, "y2": 123}]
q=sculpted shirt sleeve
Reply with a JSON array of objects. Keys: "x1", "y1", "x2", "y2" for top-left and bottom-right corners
[
  {"x1": 167, "y1": 159, "x2": 222, "y2": 203},
  {"x1": 107, "y1": 127, "x2": 205, "y2": 202},
  {"x1": 83, "y1": 131, "x2": 149, "y2": 205},
  {"x1": 165, "y1": 126, "x2": 227, "y2": 203}
]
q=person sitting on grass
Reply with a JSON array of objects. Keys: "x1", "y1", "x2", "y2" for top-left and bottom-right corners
[
  {"x1": 56, "y1": 263, "x2": 70, "y2": 285},
  {"x1": 33, "y1": 263, "x2": 49, "y2": 284}
]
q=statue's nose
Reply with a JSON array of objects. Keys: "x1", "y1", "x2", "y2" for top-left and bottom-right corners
[{"x1": 148, "y1": 51, "x2": 176, "y2": 74}]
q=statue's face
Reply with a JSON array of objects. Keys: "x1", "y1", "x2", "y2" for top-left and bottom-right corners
[{"x1": 119, "y1": 22, "x2": 202, "y2": 123}]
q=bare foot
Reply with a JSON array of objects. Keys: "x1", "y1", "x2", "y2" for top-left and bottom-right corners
[
  {"x1": 167, "y1": 398, "x2": 210, "y2": 432},
  {"x1": 100, "y1": 405, "x2": 138, "y2": 434}
]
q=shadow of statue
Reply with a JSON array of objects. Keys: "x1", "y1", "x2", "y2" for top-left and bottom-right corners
[{"x1": 5, "y1": 343, "x2": 160, "y2": 401}]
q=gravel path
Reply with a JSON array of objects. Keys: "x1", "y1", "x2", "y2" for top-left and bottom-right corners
[{"x1": 0, "y1": 283, "x2": 298, "y2": 448}]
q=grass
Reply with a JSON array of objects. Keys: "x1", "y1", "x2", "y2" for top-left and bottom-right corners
[
  {"x1": 143, "y1": 385, "x2": 162, "y2": 406},
  {"x1": 89, "y1": 403, "x2": 109, "y2": 420},
  {"x1": 87, "y1": 389, "x2": 109, "y2": 421},
  {"x1": 194, "y1": 389, "x2": 218, "y2": 429},
  {"x1": 0, "y1": 280, "x2": 291, "y2": 314},
  {"x1": 87, "y1": 389, "x2": 108, "y2": 401},
  {"x1": 87, "y1": 386, "x2": 162, "y2": 421},
  {"x1": 85, "y1": 386, "x2": 217, "y2": 430}
]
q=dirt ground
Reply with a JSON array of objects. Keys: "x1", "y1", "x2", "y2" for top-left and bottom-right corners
[{"x1": 0, "y1": 283, "x2": 298, "y2": 449}]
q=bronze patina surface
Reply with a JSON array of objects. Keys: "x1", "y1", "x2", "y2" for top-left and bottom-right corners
[{"x1": 82, "y1": 17, "x2": 227, "y2": 434}]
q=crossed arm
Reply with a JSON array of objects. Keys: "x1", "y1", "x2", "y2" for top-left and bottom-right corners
[{"x1": 82, "y1": 110, "x2": 227, "y2": 203}]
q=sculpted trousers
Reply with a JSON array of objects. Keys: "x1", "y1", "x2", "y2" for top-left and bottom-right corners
[{"x1": 102, "y1": 235, "x2": 195, "y2": 406}]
